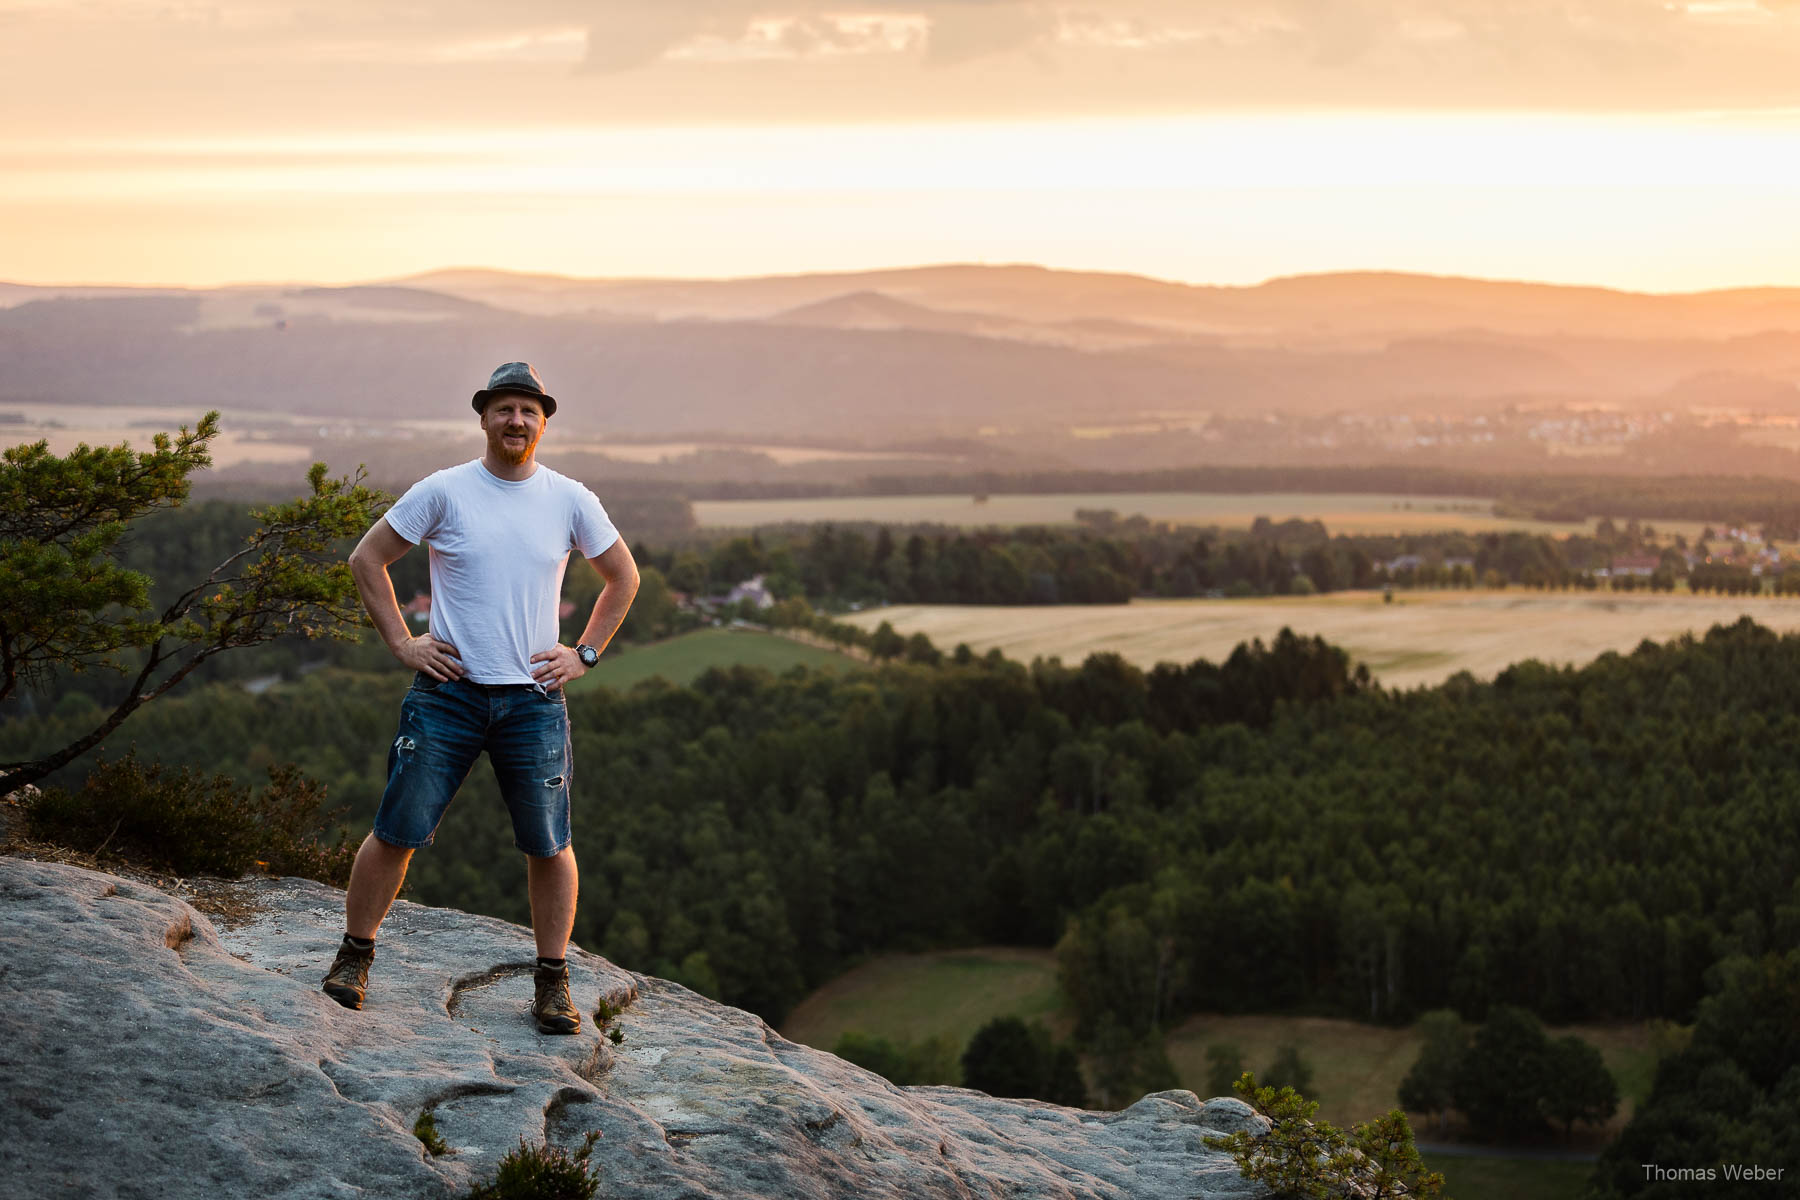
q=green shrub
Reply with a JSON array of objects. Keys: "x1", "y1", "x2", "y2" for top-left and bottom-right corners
[
  {"x1": 1397, "y1": 1011, "x2": 1466, "y2": 1133},
  {"x1": 833, "y1": 1030, "x2": 962, "y2": 1086},
  {"x1": 412, "y1": 1110, "x2": 450, "y2": 1157},
  {"x1": 25, "y1": 750, "x2": 354, "y2": 885},
  {"x1": 1204, "y1": 1072, "x2": 1447, "y2": 1199},
  {"x1": 465, "y1": 1131, "x2": 601, "y2": 1200},
  {"x1": 1450, "y1": 1006, "x2": 1617, "y2": 1140},
  {"x1": 1086, "y1": 1013, "x2": 1170, "y2": 1109},
  {"x1": 1204, "y1": 1043, "x2": 1246, "y2": 1099},
  {"x1": 963, "y1": 1016, "x2": 1090, "y2": 1107},
  {"x1": 1264, "y1": 1043, "x2": 1316, "y2": 1096}
]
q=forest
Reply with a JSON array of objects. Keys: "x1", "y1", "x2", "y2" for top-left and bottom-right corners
[
  {"x1": 7, "y1": 615, "x2": 1795, "y2": 1043},
  {"x1": 629, "y1": 512, "x2": 1711, "y2": 605}
]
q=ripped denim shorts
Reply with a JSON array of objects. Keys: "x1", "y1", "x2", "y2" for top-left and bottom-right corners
[{"x1": 371, "y1": 671, "x2": 573, "y2": 857}]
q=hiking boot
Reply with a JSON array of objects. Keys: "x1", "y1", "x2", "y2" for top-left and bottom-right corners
[
  {"x1": 532, "y1": 961, "x2": 581, "y2": 1035},
  {"x1": 322, "y1": 938, "x2": 375, "y2": 1010}
]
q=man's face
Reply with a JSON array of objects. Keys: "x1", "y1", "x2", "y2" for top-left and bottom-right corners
[{"x1": 480, "y1": 394, "x2": 547, "y2": 465}]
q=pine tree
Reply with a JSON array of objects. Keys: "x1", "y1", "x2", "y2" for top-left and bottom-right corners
[{"x1": 0, "y1": 413, "x2": 386, "y2": 792}]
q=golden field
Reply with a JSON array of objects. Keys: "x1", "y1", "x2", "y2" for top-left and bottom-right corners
[
  {"x1": 841, "y1": 589, "x2": 1800, "y2": 689},
  {"x1": 692, "y1": 491, "x2": 1615, "y2": 537}
]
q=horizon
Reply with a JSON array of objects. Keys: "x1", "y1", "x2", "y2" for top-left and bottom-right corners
[{"x1": 9, "y1": 258, "x2": 1800, "y2": 298}]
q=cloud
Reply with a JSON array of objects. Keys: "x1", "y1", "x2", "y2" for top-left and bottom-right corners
[
  {"x1": 7, "y1": 0, "x2": 1800, "y2": 143},
  {"x1": 570, "y1": 2, "x2": 1059, "y2": 72},
  {"x1": 921, "y1": 2, "x2": 1057, "y2": 65},
  {"x1": 578, "y1": 2, "x2": 756, "y2": 72}
]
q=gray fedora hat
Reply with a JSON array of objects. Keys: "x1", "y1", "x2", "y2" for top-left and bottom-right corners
[{"x1": 472, "y1": 361, "x2": 557, "y2": 417}]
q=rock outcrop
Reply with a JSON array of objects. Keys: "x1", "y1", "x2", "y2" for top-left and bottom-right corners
[{"x1": 0, "y1": 855, "x2": 1270, "y2": 1199}]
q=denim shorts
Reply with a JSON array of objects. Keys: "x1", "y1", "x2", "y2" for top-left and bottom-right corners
[{"x1": 371, "y1": 672, "x2": 573, "y2": 857}]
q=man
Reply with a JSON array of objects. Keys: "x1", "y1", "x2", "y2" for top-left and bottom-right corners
[{"x1": 321, "y1": 361, "x2": 639, "y2": 1034}]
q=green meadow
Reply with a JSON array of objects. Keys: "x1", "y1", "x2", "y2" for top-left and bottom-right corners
[
  {"x1": 1420, "y1": 1154, "x2": 1594, "y2": 1200},
  {"x1": 779, "y1": 947, "x2": 1071, "y2": 1053},
  {"x1": 780, "y1": 944, "x2": 1651, "y2": 1197},
  {"x1": 565, "y1": 627, "x2": 856, "y2": 692}
]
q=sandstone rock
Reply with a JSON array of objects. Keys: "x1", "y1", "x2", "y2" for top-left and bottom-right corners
[{"x1": 0, "y1": 856, "x2": 1270, "y2": 1198}]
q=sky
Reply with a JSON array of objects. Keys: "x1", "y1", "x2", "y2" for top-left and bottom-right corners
[{"x1": 4, "y1": 0, "x2": 1800, "y2": 291}]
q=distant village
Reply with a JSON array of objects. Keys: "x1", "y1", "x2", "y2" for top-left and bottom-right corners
[{"x1": 1382, "y1": 522, "x2": 1791, "y2": 591}]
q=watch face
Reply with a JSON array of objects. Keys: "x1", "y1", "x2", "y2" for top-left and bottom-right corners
[{"x1": 579, "y1": 645, "x2": 598, "y2": 666}]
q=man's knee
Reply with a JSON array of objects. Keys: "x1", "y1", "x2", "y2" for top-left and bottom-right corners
[{"x1": 367, "y1": 830, "x2": 418, "y2": 859}]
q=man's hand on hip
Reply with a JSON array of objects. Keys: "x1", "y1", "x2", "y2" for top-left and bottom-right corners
[
  {"x1": 398, "y1": 635, "x2": 464, "y2": 681},
  {"x1": 530, "y1": 644, "x2": 586, "y2": 690}
]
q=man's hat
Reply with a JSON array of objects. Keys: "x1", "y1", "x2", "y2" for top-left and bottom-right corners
[{"x1": 472, "y1": 361, "x2": 557, "y2": 417}]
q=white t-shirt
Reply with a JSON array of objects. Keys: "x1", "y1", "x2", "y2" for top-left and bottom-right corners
[{"x1": 383, "y1": 459, "x2": 621, "y2": 684}]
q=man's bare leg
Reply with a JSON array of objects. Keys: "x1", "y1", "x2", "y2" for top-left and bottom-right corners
[
  {"x1": 526, "y1": 845, "x2": 579, "y2": 959},
  {"x1": 344, "y1": 832, "x2": 415, "y2": 940}
]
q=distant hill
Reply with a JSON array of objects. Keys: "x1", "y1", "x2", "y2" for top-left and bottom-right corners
[
  {"x1": 3, "y1": 263, "x2": 1799, "y2": 445},
  {"x1": 766, "y1": 289, "x2": 1172, "y2": 351},
  {"x1": 768, "y1": 289, "x2": 989, "y2": 334},
  {"x1": 390, "y1": 263, "x2": 1800, "y2": 345}
]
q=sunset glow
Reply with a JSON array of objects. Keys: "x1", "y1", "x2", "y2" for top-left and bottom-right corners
[{"x1": 5, "y1": 1, "x2": 1800, "y2": 289}]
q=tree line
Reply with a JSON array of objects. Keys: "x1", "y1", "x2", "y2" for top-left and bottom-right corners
[{"x1": 549, "y1": 513, "x2": 1755, "y2": 611}]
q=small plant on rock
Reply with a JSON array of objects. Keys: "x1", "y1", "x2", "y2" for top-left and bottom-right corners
[
  {"x1": 412, "y1": 1110, "x2": 451, "y2": 1157},
  {"x1": 465, "y1": 1130, "x2": 602, "y2": 1200},
  {"x1": 593, "y1": 998, "x2": 625, "y2": 1045},
  {"x1": 1202, "y1": 1072, "x2": 1448, "y2": 1200}
]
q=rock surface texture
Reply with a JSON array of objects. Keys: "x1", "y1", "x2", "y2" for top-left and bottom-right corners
[{"x1": 0, "y1": 856, "x2": 1271, "y2": 1199}]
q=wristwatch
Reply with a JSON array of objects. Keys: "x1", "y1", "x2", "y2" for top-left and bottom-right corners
[{"x1": 575, "y1": 643, "x2": 599, "y2": 668}]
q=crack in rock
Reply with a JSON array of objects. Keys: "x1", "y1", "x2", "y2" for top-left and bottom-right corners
[
  {"x1": 445, "y1": 962, "x2": 538, "y2": 1019},
  {"x1": 542, "y1": 1084, "x2": 597, "y2": 1147},
  {"x1": 422, "y1": 1082, "x2": 518, "y2": 1107},
  {"x1": 573, "y1": 1040, "x2": 614, "y2": 1084}
]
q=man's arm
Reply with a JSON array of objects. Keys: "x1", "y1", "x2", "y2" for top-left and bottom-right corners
[
  {"x1": 346, "y1": 516, "x2": 465, "y2": 681},
  {"x1": 530, "y1": 538, "x2": 640, "y2": 688}
]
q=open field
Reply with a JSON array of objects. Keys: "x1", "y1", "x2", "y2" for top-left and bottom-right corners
[
  {"x1": 1419, "y1": 1154, "x2": 1593, "y2": 1200},
  {"x1": 779, "y1": 946, "x2": 1655, "y2": 1137},
  {"x1": 842, "y1": 589, "x2": 1800, "y2": 690},
  {"x1": 565, "y1": 627, "x2": 855, "y2": 692},
  {"x1": 685, "y1": 490, "x2": 1712, "y2": 539},
  {"x1": 692, "y1": 491, "x2": 1613, "y2": 536},
  {"x1": 1165, "y1": 1011, "x2": 1655, "y2": 1134},
  {"x1": 779, "y1": 947, "x2": 1071, "y2": 1053}
]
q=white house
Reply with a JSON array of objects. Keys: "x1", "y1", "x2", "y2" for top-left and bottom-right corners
[{"x1": 724, "y1": 574, "x2": 775, "y2": 610}]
